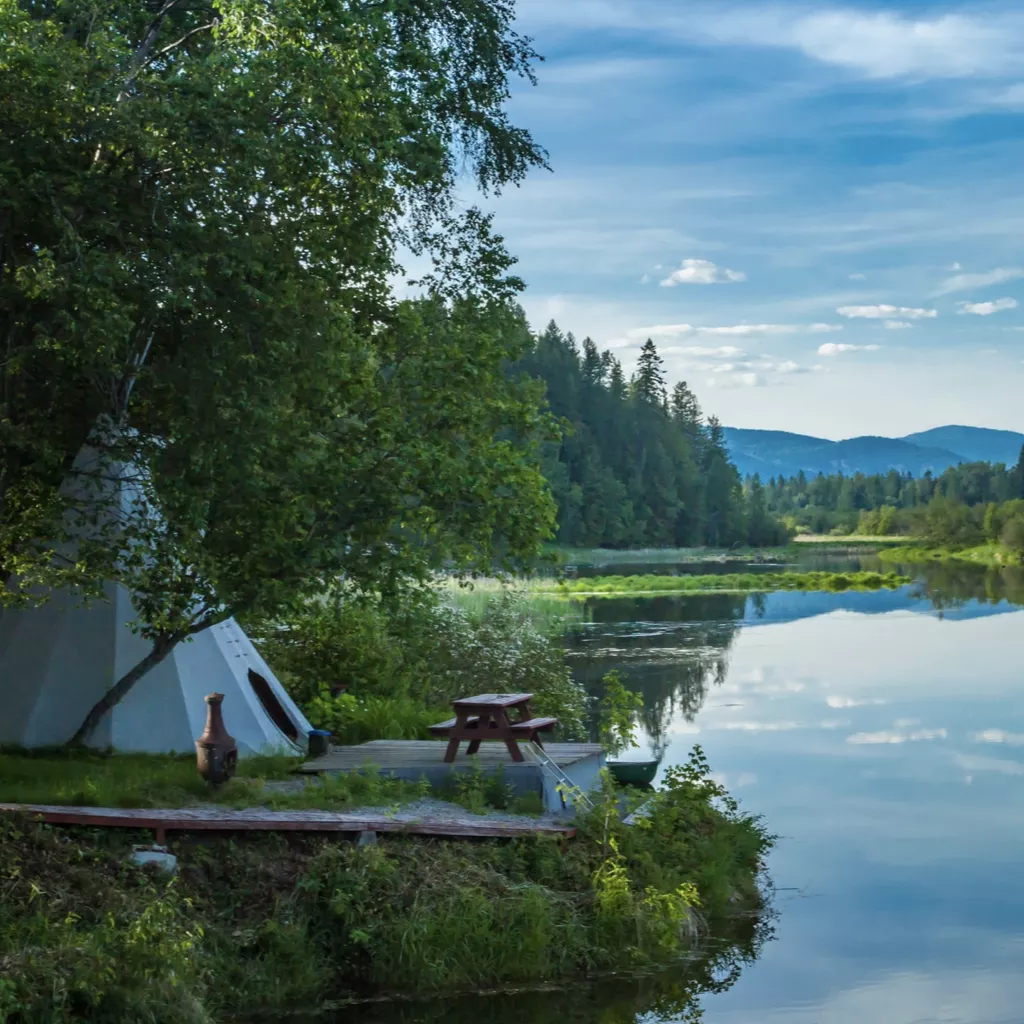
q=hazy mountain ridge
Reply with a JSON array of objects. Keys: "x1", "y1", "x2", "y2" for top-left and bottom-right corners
[{"x1": 723, "y1": 425, "x2": 1024, "y2": 480}]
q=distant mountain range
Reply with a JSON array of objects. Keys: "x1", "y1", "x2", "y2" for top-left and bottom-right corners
[{"x1": 722, "y1": 425, "x2": 1024, "y2": 480}]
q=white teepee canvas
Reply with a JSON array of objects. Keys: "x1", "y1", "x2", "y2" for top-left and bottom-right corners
[
  {"x1": 0, "y1": 437, "x2": 312, "y2": 755},
  {"x1": 0, "y1": 586, "x2": 312, "y2": 754}
]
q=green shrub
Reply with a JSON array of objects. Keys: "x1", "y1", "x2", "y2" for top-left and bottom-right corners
[{"x1": 252, "y1": 588, "x2": 588, "y2": 742}]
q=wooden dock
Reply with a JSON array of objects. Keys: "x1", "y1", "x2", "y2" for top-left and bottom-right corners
[
  {"x1": 299, "y1": 740, "x2": 604, "y2": 774},
  {"x1": 0, "y1": 803, "x2": 577, "y2": 843}
]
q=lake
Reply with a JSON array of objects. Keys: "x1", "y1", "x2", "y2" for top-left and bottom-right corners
[{"x1": 353, "y1": 563, "x2": 1024, "y2": 1024}]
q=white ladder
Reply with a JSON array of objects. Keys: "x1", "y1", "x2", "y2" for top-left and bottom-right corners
[{"x1": 522, "y1": 742, "x2": 595, "y2": 812}]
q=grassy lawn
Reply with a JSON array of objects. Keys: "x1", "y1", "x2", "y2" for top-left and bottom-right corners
[{"x1": 0, "y1": 748, "x2": 424, "y2": 811}]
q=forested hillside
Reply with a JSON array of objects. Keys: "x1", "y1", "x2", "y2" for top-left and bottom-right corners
[
  {"x1": 516, "y1": 324, "x2": 787, "y2": 548},
  {"x1": 763, "y1": 456, "x2": 1024, "y2": 537}
]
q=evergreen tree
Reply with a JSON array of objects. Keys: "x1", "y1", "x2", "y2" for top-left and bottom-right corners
[
  {"x1": 581, "y1": 337, "x2": 604, "y2": 386},
  {"x1": 634, "y1": 340, "x2": 667, "y2": 407}
]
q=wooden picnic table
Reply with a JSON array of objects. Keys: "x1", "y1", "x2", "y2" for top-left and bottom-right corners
[{"x1": 430, "y1": 692, "x2": 558, "y2": 763}]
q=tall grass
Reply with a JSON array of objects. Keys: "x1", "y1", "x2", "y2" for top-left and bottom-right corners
[{"x1": 437, "y1": 579, "x2": 585, "y2": 632}]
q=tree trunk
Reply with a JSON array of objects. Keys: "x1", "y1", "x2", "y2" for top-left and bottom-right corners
[{"x1": 66, "y1": 634, "x2": 180, "y2": 747}]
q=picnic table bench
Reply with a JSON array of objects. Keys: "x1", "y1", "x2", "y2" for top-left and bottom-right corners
[{"x1": 429, "y1": 692, "x2": 558, "y2": 763}]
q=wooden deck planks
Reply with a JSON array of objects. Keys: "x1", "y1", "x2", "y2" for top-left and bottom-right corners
[
  {"x1": 299, "y1": 740, "x2": 604, "y2": 774},
  {"x1": 0, "y1": 802, "x2": 577, "y2": 841}
]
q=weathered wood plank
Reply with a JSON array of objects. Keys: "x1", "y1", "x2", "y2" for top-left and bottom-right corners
[{"x1": 0, "y1": 803, "x2": 577, "y2": 839}]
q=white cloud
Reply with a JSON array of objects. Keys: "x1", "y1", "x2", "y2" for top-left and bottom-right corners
[
  {"x1": 625, "y1": 323, "x2": 829, "y2": 341},
  {"x1": 639, "y1": 273, "x2": 650, "y2": 285},
  {"x1": 935, "y1": 267, "x2": 1024, "y2": 295},
  {"x1": 826, "y1": 696, "x2": 888, "y2": 709},
  {"x1": 950, "y1": 262, "x2": 962, "y2": 271},
  {"x1": 660, "y1": 344, "x2": 746, "y2": 358},
  {"x1": 847, "y1": 728, "x2": 947, "y2": 745},
  {"x1": 696, "y1": 9, "x2": 1016, "y2": 81},
  {"x1": 957, "y1": 297, "x2": 1018, "y2": 316},
  {"x1": 660, "y1": 258, "x2": 746, "y2": 286},
  {"x1": 884, "y1": 320, "x2": 914, "y2": 330},
  {"x1": 972, "y1": 729, "x2": 1024, "y2": 746},
  {"x1": 818, "y1": 342, "x2": 882, "y2": 356},
  {"x1": 700, "y1": 324, "x2": 791, "y2": 335},
  {"x1": 837, "y1": 304, "x2": 938, "y2": 319},
  {"x1": 625, "y1": 323, "x2": 695, "y2": 340},
  {"x1": 849, "y1": 273, "x2": 866, "y2": 280}
]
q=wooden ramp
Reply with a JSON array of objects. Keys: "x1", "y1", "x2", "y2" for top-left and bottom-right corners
[{"x1": 0, "y1": 803, "x2": 576, "y2": 843}]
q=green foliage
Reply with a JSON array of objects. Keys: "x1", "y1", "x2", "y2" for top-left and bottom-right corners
[
  {"x1": 431, "y1": 761, "x2": 541, "y2": 815},
  {"x1": 0, "y1": 817, "x2": 207, "y2": 1023},
  {"x1": 597, "y1": 671, "x2": 644, "y2": 758},
  {"x1": 254, "y1": 588, "x2": 589, "y2": 742},
  {"x1": 544, "y1": 570, "x2": 911, "y2": 597},
  {"x1": 0, "y1": 750, "x2": 423, "y2": 812},
  {"x1": 514, "y1": 328, "x2": 782, "y2": 548},
  {"x1": 0, "y1": 744, "x2": 772, "y2": 1019},
  {"x1": 764, "y1": 453, "x2": 1024, "y2": 537},
  {"x1": 1, "y1": 0, "x2": 556, "y2": 742}
]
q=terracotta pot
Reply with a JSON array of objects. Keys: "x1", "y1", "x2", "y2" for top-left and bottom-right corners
[{"x1": 196, "y1": 693, "x2": 238, "y2": 785}]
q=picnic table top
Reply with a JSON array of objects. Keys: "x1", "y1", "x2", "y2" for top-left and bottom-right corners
[{"x1": 453, "y1": 692, "x2": 532, "y2": 707}]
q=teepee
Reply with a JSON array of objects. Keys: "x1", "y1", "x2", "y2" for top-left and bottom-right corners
[{"x1": 0, "y1": 437, "x2": 312, "y2": 755}]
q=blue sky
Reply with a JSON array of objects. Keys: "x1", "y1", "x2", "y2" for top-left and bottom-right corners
[{"x1": 480, "y1": 1, "x2": 1024, "y2": 438}]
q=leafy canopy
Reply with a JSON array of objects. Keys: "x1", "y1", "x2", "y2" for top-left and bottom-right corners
[{"x1": 0, "y1": 0, "x2": 556, "y2": 739}]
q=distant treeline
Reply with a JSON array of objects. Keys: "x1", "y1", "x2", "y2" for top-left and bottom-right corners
[
  {"x1": 516, "y1": 325, "x2": 788, "y2": 548},
  {"x1": 760, "y1": 454, "x2": 1024, "y2": 550}
]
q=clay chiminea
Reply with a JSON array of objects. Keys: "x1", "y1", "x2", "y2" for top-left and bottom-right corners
[{"x1": 196, "y1": 693, "x2": 238, "y2": 785}]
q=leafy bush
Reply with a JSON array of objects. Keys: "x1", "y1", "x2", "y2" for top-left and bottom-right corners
[{"x1": 252, "y1": 588, "x2": 588, "y2": 742}]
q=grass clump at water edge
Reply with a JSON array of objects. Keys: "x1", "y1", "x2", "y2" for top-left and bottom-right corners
[
  {"x1": 0, "y1": 748, "x2": 773, "y2": 1022},
  {"x1": 540, "y1": 569, "x2": 911, "y2": 597}
]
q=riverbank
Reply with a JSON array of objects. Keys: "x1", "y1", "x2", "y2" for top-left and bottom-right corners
[
  {"x1": 878, "y1": 542, "x2": 1023, "y2": 567},
  {"x1": 543, "y1": 539, "x2": 903, "y2": 568},
  {"x1": 0, "y1": 753, "x2": 773, "y2": 1022}
]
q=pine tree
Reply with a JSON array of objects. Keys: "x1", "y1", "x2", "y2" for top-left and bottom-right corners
[
  {"x1": 608, "y1": 358, "x2": 627, "y2": 400},
  {"x1": 670, "y1": 380, "x2": 703, "y2": 435},
  {"x1": 634, "y1": 339, "x2": 667, "y2": 407},
  {"x1": 581, "y1": 337, "x2": 604, "y2": 386}
]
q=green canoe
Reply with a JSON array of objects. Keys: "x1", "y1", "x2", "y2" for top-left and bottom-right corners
[{"x1": 607, "y1": 759, "x2": 660, "y2": 786}]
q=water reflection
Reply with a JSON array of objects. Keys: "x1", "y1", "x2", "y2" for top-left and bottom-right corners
[
  {"x1": 341, "y1": 925, "x2": 772, "y2": 1024},
  {"x1": 564, "y1": 564, "x2": 1024, "y2": 1023}
]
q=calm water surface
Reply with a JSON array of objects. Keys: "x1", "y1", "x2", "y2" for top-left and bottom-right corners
[{"x1": 354, "y1": 564, "x2": 1024, "y2": 1024}]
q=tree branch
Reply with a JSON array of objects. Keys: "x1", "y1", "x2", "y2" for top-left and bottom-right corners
[{"x1": 147, "y1": 19, "x2": 219, "y2": 63}]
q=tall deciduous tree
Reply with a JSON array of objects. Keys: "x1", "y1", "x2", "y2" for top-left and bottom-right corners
[{"x1": 0, "y1": 0, "x2": 557, "y2": 743}]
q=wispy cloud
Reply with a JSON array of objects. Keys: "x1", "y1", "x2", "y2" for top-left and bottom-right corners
[
  {"x1": 660, "y1": 258, "x2": 746, "y2": 286},
  {"x1": 695, "y1": 8, "x2": 1020, "y2": 81},
  {"x1": 972, "y1": 729, "x2": 1024, "y2": 746},
  {"x1": 884, "y1": 320, "x2": 914, "y2": 329},
  {"x1": 624, "y1": 323, "x2": 832, "y2": 341},
  {"x1": 957, "y1": 297, "x2": 1018, "y2": 316},
  {"x1": 818, "y1": 342, "x2": 881, "y2": 355},
  {"x1": 826, "y1": 696, "x2": 888, "y2": 708},
  {"x1": 935, "y1": 267, "x2": 1024, "y2": 295},
  {"x1": 847, "y1": 728, "x2": 947, "y2": 745},
  {"x1": 837, "y1": 304, "x2": 938, "y2": 320}
]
